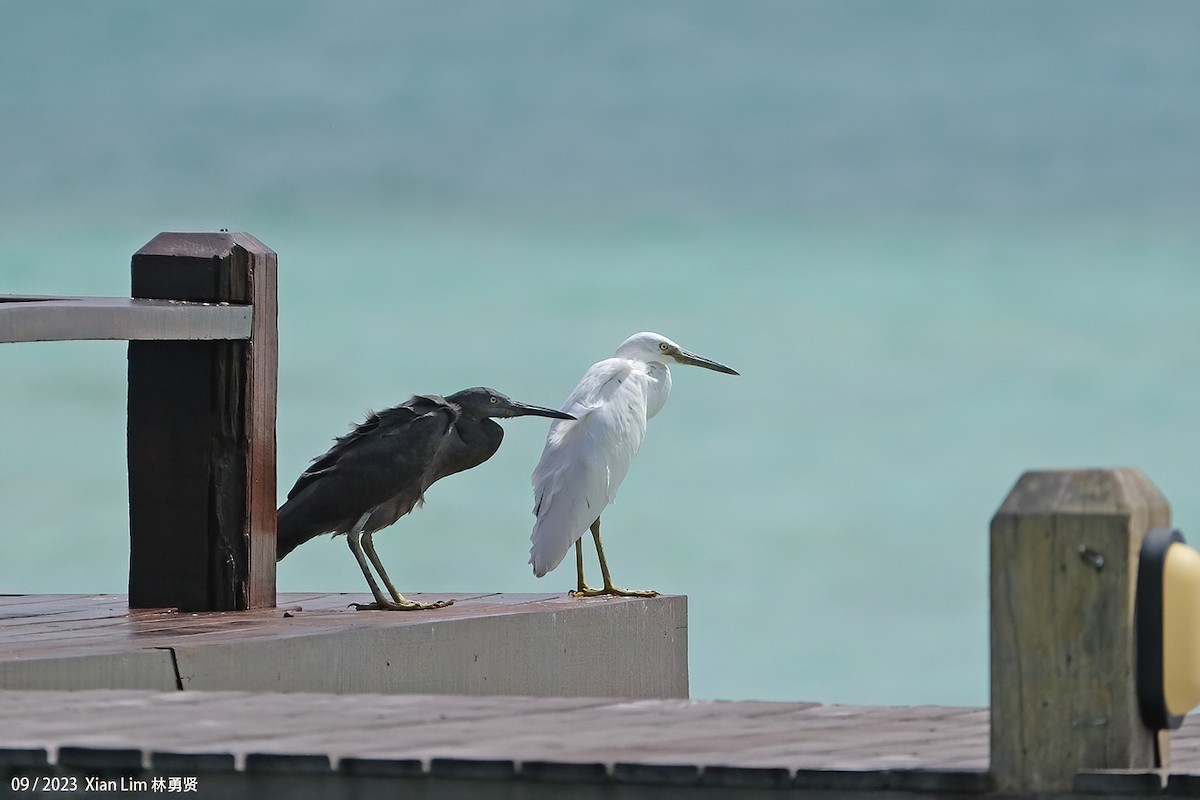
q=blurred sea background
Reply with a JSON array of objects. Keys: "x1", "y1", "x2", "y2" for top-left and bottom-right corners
[{"x1": 1, "y1": 1, "x2": 1198, "y2": 707}]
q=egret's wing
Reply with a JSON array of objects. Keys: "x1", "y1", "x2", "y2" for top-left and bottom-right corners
[
  {"x1": 529, "y1": 359, "x2": 650, "y2": 577},
  {"x1": 277, "y1": 396, "x2": 454, "y2": 559}
]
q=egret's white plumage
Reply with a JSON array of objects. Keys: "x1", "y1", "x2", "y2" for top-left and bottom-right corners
[{"x1": 529, "y1": 332, "x2": 737, "y2": 589}]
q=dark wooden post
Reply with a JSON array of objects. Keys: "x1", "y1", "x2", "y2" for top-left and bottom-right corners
[
  {"x1": 990, "y1": 468, "x2": 1171, "y2": 792},
  {"x1": 127, "y1": 232, "x2": 277, "y2": 611}
]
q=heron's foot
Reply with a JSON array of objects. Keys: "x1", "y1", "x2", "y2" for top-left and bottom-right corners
[
  {"x1": 351, "y1": 597, "x2": 454, "y2": 611},
  {"x1": 569, "y1": 585, "x2": 658, "y2": 598}
]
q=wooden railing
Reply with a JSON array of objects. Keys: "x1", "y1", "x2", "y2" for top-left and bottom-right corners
[
  {"x1": 0, "y1": 295, "x2": 252, "y2": 342},
  {"x1": 2, "y1": 232, "x2": 277, "y2": 611}
]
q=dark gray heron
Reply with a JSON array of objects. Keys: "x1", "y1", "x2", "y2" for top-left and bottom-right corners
[{"x1": 278, "y1": 387, "x2": 573, "y2": 610}]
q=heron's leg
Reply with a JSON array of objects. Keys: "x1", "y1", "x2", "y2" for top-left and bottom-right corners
[
  {"x1": 346, "y1": 520, "x2": 452, "y2": 612},
  {"x1": 568, "y1": 536, "x2": 601, "y2": 596},
  {"x1": 345, "y1": 517, "x2": 391, "y2": 607},
  {"x1": 358, "y1": 530, "x2": 453, "y2": 611},
  {"x1": 361, "y1": 530, "x2": 405, "y2": 603},
  {"x1": 571, "y1": 518, "x2": 658, "y2": 598}
]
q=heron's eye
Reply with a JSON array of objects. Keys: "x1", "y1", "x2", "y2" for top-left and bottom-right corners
[
  {"x1": 489, "y1": 396, "x2": 498, "y2": 404},
  {"x1": 659, "y1": 342, "x2": 669, "y2": 352}
]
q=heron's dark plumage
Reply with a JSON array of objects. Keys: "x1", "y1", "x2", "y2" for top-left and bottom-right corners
[{"x1": 277, "y1": 387, "x2": 571, "y2": 562}]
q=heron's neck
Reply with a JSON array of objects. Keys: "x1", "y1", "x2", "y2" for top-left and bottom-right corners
[
  {"x1": 456, "y1": 416, "x2": 504, "y2": 465},
  {"x1": 644, "y1": 361, "x2": 672, "y2": 420}
]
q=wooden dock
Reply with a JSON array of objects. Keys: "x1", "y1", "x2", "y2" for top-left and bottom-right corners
[
  {"x1": 3, "y1": 688, "x2": 1200, "y2": 798},
  {"x1": 1, "y1": 594, "x2": 1199, "y2": 797},
  {"x1": 5, "y1": 235, "x2": 1198, "y2": 795},
  {"x1": 0, "y1": 593, "x2": 687, "y2": 698}
]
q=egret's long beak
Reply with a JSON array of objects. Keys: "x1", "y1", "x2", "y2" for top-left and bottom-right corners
[
  {"x1": 504, "y1": 400, "x2": 576, "y2": 420},
  {"x1": 675, "y1": 348, "x2": 739, "y2": 376}
]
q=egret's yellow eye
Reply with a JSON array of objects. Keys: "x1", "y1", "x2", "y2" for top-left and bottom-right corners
[{"x1": 659, "y1": 342, "x2": 669, "y2": 352}]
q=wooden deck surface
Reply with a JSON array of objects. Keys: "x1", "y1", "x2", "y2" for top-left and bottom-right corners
[
  {"x1": 0, "y1": 593, "x2": 688, "y2": 698},
  {"x1": 3, "y1": 688, "x2": 1200, "y2": 796},
  {"x1": 0, "y1": 688, "x2": 989, "y2": 771},
  {"x1": 0, "y1": 592, "x2": 602, "y2": 659},
  {"x1": 4, "y1": 595, "x2": 1200, "y2": 796},
  {"x1": 0, "y1": 592, "x2": 544, "y2": 660}
]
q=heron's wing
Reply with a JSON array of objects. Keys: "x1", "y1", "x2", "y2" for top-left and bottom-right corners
[
  {"x1": 276, "y1": 397, "x2": 455, "y2": 559},
  {"x1": 285, "y1": 395, "x2": 448, "y2": 500},
  {"x1": 528, "y1": 359, "x2": 650, "y2": 577}
]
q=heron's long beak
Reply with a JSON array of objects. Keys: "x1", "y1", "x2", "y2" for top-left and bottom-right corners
[
  {"x1": 675, "y1": 348, "x2": 739, "y2": 376},
  {"x1": 505, "y1": 401, "x2": 576, "y2": 420}
]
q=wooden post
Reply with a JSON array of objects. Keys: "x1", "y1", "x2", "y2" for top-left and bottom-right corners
[
  {"x1": 990, "y1": 468, "x2": 1171, "y2": 792},
  {"x1": 127, "y1": 233, "x2": 277, "y2": 611}
]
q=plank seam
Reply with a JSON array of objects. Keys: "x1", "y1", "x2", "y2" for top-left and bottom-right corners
[{"x1": 154, "y1": 647, "x2": 184, "y2": 691}]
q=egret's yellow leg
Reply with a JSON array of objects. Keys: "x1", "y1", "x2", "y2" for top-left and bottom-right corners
[
  {"x1": 349, "y1": 524, "x2": 452, "y2": 611},
  {"x1": 569, "y1": 537, "x2": 602, "y2": 596},
  {"x1": 570, "y1": 518, "x2": 658, "y2": 598}
]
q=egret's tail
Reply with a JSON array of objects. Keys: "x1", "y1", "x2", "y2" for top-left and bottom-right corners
[
  {"x1": 529, "y1": 489, "x2": 590, "y2": 578},
  {"x1": 528, "y1": 403, "x2": 612, "y2": 577}
]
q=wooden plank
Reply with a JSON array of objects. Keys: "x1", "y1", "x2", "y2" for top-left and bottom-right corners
[
  {"x1": 239, "y1": 234, "x2": 278, "y2": 611},
  {"x1": 0, "y1": 296, "x2": 251, "y2": 343},
  {"x1": 126, "y1": 232, "x2": 277, "y2": 611},
  {"x1": 990, "y1": 468, "x2": 1171, "y2": 793},
  {"x1": 7, "y1": 688, "x2": 1200, "y2": 782},
  {"x1": 0, "y1": 652, "x2": 179, "y2": 692},
  {"x1": 340, "y1": 700, "x2": 828, "y2": 765},
  {"x1": 0, "y1": 594, "x2": 688, "y2": 699},
  {"x1": 172, "y1": 594, "x2": 687, "y2": 697},
  {"x1": 0, "y1": 690, "x2": 953, "y2": 767},
  {"x1": 132, "y1": 698, "x2": 624, "y2": 761}
]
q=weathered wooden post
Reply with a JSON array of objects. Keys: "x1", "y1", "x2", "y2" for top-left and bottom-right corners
[
  {"x1": 991, "y1": 468, "x2": 1171, "y2": 792},
  {"x1": 127, "y1": 232, "x2": 277, "y2": 611}
]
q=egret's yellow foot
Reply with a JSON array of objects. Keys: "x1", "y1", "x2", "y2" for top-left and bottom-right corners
[
  {"x1": 570, "y1": 585, "x2": 658, "y2": 598},
  {"x1": 608, "y1": 586, "x2": 658, "y2": 597},
  {"x1": 571, "y1": 538, "x2": 605, "y2": 597},
  {"x1": 571, "y1": 519, "x2": 657, "y2": 598}
]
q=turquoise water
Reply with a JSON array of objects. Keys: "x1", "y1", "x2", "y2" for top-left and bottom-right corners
[{"x1": 2, "y1": 2, "x2": 1199, "y2": 706}]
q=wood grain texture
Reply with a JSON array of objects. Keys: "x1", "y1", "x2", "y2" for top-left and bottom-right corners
[
  {"x1": 232, "y1": 234, "x2": 278, "y2": 610},
  {"x1": 990, "y1": 468, "x2": 1171, "y2": 793},
  {"x1": 9, "y1": 684, "x2": 1200, "y2": 793},
  {"x1": 0, "y1": 688, "x2": 992, "y2": 773},
  {"x1": 127, "y1": 232, "x2": 277, "y2": 612}
]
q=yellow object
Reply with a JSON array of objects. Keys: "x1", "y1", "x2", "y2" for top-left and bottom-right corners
[
  {"x1": 1163, "y1": 540, "x2": 1200, "y2": 718},
  {"x1": 1137, "y1": 528, "x2": 1200, "y2": 730}
]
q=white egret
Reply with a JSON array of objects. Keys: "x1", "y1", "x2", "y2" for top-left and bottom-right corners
[{"x1": 529, "y1": 332, "x2": 738, "y2": 596}]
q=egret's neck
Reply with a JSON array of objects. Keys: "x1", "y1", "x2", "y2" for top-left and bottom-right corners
[{"x1": 644, "y1": 360, "x2": 673, "y2": 420}]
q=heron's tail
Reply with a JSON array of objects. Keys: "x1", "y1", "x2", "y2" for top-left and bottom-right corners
[{"x1": 276, "y1": 496, "x2": 327, "y2": 561}]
